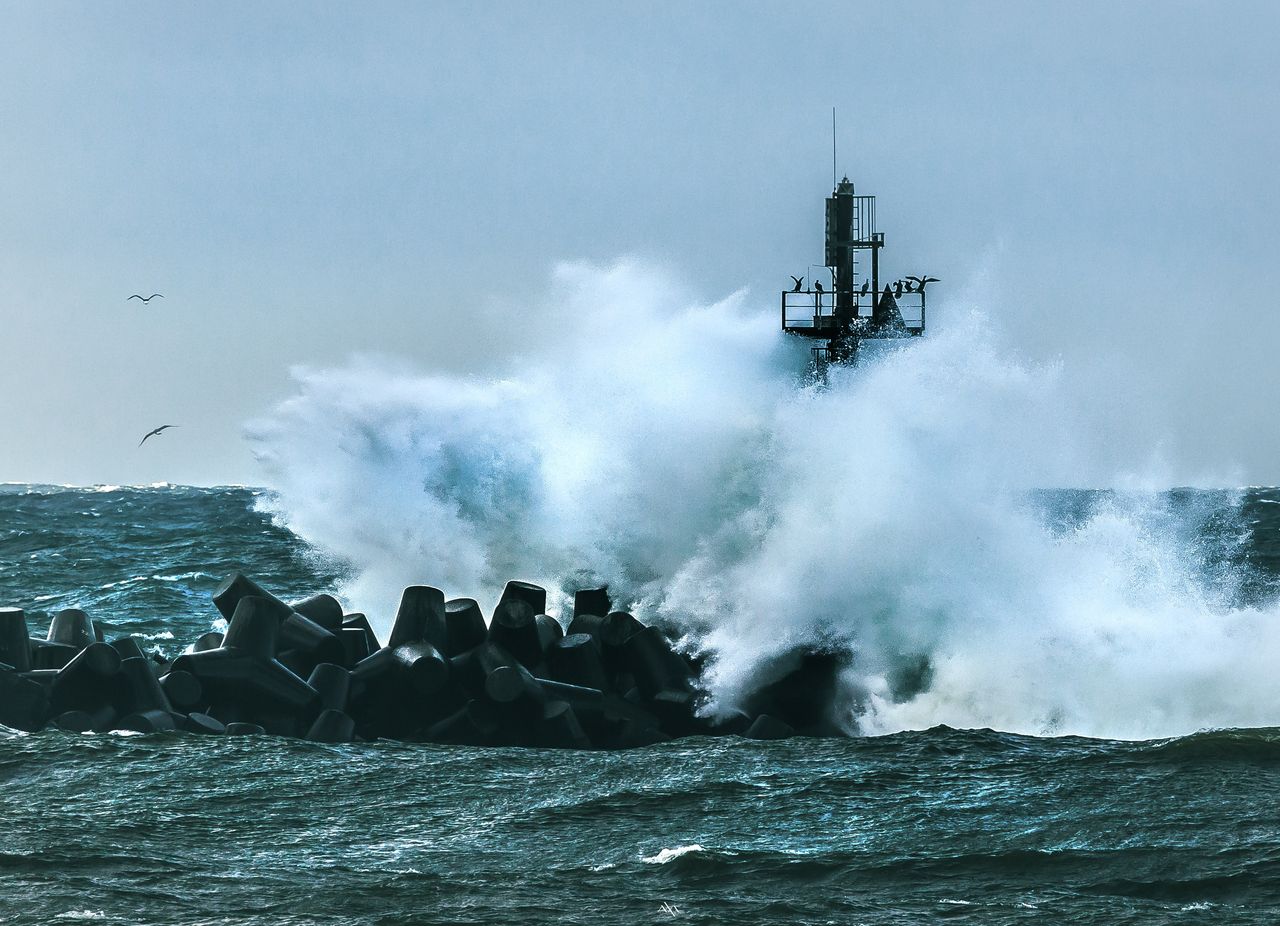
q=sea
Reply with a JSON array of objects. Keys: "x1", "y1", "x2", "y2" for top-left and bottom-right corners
[
  {"x1": 7, "y1": 286, "x2": 1280, "y2": 923},
  {"x1": 4, "y1": 483, "x2": 1280, "y2": 925}
]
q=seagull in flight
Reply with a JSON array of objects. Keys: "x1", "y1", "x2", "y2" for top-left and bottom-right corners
[
  {"x1": 139, "y1": 424, "x2": 178, "y2": 447},
  {"x1": 128, "y1": 294, "x2": 164, "y2": 304}
]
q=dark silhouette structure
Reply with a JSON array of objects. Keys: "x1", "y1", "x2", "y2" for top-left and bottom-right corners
[
  {"x1": 127, "y1": 294, "x2": 164, "y2": 303},
  {"x1": 781, "y1": 177, "x2": 938, "y2": 364},
  {"x1": 0, "y1": 572, "x2": 850, "y2": 745}
]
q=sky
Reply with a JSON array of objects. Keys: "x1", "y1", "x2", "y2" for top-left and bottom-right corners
[{"x1": 1, "y1": 1, "x2": 1277, "y2": 486}]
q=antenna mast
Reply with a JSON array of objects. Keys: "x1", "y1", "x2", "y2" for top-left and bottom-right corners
[{"x1": 832, "y1": 107, "x2": 837, "y2": 186}]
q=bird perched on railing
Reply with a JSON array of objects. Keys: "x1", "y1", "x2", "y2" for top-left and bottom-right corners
[
  {"x1": 790, "y1": 275, "x2": 803, "y2": 293},
  {"x1": 860, "y1": 281, "x2": 870, "y2": 295},
  {"x1": 814, "y1": 280, "x2": 824, "y2": 297},
  {"x1": 893, "y1": 280, "x2": 904, "y2": 297},
  {"x1": 907, "y1": 275, "x2": 940, "y2": 293}
]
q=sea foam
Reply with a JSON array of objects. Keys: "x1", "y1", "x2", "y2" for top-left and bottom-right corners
[{"x1": 246, "y1": 259, "x2": 1280, "y2": 739}]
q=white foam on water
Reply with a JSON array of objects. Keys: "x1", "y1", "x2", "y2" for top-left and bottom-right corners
[
  {"x1": 642, "y1": 844, "x2": 706, "y2": 864},
  {"x1": 246, "y1": 259, "x2": 1280, "y2": 740}
]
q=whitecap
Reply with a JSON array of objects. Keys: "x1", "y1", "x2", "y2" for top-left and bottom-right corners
[
  {"x1": 98, "y1": 576, "x2": 148, "y2": 590},
  {"x1": 642, "y1": 844, "x2": 705, "y2": 864}
]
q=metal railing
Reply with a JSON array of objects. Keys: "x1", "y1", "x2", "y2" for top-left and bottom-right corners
[{"x1": 781, "y1": 290, "x2": 924, "y2": 331}]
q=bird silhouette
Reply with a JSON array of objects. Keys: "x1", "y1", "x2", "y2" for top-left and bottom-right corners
[
  {"x1": 814, "y1": 280, "x2": 825, "y2": 298},
  {"x1": 790, "y1": 276, "x2": 804, "y2": 293},
  {"x1": 902, "y1": 279, "x2": 917, "y2": 293},
  {"x1": 128, "y1": 294, "x2": 164, "y2": 303},
  {"x1": 860, "y1": 281, "x2": 870, "y2": 295},
  {"x1": 907, "y1": 276, "x2": 941, "y2": 293},
  {"x1": 893, "y1": 280, "x2": 904, "y2": 297},
  {"x1": 139, "y1": 424, "x2": 178, "y2": 447}
]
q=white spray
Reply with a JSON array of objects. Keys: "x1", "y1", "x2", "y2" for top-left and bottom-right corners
[{"x1": 246, "y1": 260, "x2": 1280, "y2": 739}]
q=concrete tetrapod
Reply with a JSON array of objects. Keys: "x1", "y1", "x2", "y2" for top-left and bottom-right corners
[
  {"x1": 171, "y1": 596, "x2": 319, "y2": 719},
  {"x1": 306, "y1": 708, "x2": 356, "y2": 743},
  {"x1": 340, "y1": 627, "x2": 373, "y2": 666},
  {"x1": 307, "y1": 663, "x2": 350, "y2": 712},
  {"x1": 487, "y1": 600, "x2": 542, "y2": 668},
  {"x1": 225, "y1": 722, "x2": 265, "y2": 736},
  {"x1": 0, "y1": 665, "x2": 48, "y2": 732},
  {"x1": 536, "y1": 700, "x2": 591, "y2": 749},
  {"x1": 443, "y1": 598, "x2": 486, "y2": 657},
  {"x1": 31, "y1": 641, "x2": 79, "y2": 670},
  {"x1": 47, "y1": 608, "x2": 95, "y2": 649},
  {"x1": 108, "y1": 636, "x2": 148, "y2": 662},
  {"x1": 0, "y1": 575, "x2": 853, "y2": 746},
  {"x1": 620, "y1": 625, "x2": 694, "y2": 698},
  {"x1": 182, "y1": 712, "x2": 226, "y2": 735},
  {"x1": 193, "y1": 631, "x2": 224, "y2": 652},
  {"x1": 50, "y1": 642, "x2": 122, "y2": 714},
  {"x1": 119, "y1": 709, "x2": 177, "y2": 733},
  {"x1": 571, "y1": 588, "x2": 612, "y2": 622},
  {"x1": 387, "y1": 586, "x2": 447, "y2": 651},
  {"x1": 496, "y1": 580, "x2": 547, "y2": 617},
  {"x1": 290, "y1": 594, "x2": 344, "y2": 632},
  {"x1": 425, "y1": 700, "x2": 501, "y2": 746},
  {"x1": 160, "y1": 670, "x2": 204, "y2": 712},
  {"x1": 116, "y1": 656, "x2": 174, "y2": 715},
  {"x1": 0, "y1": 608, "x2": 31, "y2": 671},
  {"x1": 545, "y1": 633, "x2": 610, "y2": 691},
  {"x1": 341, "y1": 614, "x2": 380, "y2": 653}
]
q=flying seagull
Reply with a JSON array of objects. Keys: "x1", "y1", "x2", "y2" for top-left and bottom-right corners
[
  {"x1": 790, "y1": 275, "x2": 804, "y2": 292},
  {"x1": 907, "y1": 276, "x2": 941, "y2": 293},
  {"x1": 128, "y1": 294, "x2": 164, "y2": 303},
  {"x1": 139, "y1": 424, "x2": 178, "y2": 447}
]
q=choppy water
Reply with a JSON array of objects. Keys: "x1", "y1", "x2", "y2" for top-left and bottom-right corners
[{"x1": 4, "y1": 484, "x2": 1280, "y2": 923}]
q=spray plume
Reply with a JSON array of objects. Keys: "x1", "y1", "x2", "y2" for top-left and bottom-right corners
[{"x1": 247, "y1": 260, "x2": 1280, "y2": 739}]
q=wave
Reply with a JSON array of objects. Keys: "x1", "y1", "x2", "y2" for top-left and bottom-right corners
[
  {"x1": 246, "y1": 260, "x2": 1280, "y2": 740},
  {"x1": 642, "y1": 844, "x2": 706, "y2": 865}
]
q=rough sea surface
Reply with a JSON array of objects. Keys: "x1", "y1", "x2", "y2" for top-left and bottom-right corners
[{"x1": 4, "y1": 484, "x2": 1280, "y2": 924}]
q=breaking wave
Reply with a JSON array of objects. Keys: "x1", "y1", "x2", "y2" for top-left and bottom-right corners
[{"x1": 245, "y1": 260, "x2": 1280, "y2": 739}]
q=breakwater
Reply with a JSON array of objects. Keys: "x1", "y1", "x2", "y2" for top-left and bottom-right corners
[{"x1": 0, "y1": 572, "x2": 835, "y2": 746}]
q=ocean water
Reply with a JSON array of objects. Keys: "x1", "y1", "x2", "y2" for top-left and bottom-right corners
[
  {"x1": 4, "y1": 484, "x2": 1280, "y2": 924},
  {"x1": 7, "y1": 269, "x2": 1280, "y2": 922}
]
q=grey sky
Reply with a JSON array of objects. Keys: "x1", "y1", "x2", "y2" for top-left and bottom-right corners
[{"x1": 1, "y1": 1, "x2": 1277, "y2": 486}]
